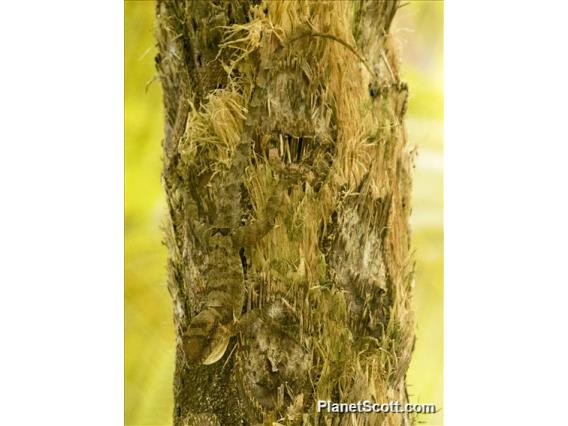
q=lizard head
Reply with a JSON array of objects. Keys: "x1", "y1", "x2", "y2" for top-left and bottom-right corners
[{"x1": 183, "y1": 308, "x2": 232, "y2": 365}]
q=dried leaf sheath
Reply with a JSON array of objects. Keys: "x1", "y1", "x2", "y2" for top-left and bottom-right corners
[{"x1": 156, "y1": 1, "x2": 415, "y2": 424}]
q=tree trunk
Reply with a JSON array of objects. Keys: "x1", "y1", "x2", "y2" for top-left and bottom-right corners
[{"x1": 156, "y1": 1, "x2": 414, "y2": 424}]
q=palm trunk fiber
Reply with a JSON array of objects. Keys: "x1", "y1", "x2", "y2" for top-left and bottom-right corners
[{"x1": 156, "y1": 1, "x2": 415, "y2": 425}]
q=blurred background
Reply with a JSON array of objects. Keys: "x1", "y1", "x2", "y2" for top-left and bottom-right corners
[{"x1": 125, "y1": 2, "x2": 443, "y2": 425}]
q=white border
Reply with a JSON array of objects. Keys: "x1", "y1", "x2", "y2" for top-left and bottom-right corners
[
  {"x1": 446, "y1": 1, "x2": 568, "y2": 424},
  {"x1": 0, "y1": 1, "x2": 124, "y2": 424}
]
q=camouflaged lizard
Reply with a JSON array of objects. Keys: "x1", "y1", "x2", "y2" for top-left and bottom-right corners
[
  {"x1": 181, "y1": 78, "x2": 308, "y2": 366},
  {"x1": 182, "y1": 182, "x2": 288, "y2": 365}
]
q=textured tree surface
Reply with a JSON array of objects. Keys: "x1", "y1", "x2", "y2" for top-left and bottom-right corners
[{"x1": 156, "y1": 1, "x2": 415, "y2": 424}]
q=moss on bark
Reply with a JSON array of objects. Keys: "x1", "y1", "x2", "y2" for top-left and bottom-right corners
[{"x1": 156, "y1": 1, "x2": 415, "y2": 424}]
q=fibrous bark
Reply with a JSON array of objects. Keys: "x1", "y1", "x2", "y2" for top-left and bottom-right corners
[{"x1": 156, "y1": 1, "x2": 415, "y2": 425}]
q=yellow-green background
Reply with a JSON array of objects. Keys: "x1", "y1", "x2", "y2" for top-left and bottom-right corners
[{"x1": 125, "y1": 2, "x2": 443, "y2": 424}]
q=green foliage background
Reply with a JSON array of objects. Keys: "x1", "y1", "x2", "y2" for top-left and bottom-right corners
[{"x1": 125, "y1": 2, "x2": 443, "y2": 425}]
